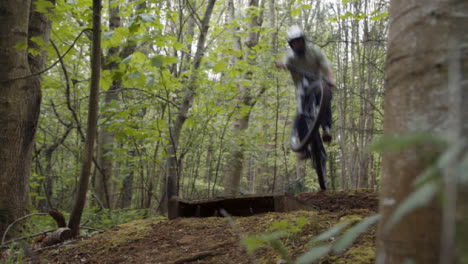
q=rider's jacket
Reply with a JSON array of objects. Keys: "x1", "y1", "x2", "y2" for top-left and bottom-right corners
[{"x1": 282, "y1": 43, "x2": 330, "y2": 88}]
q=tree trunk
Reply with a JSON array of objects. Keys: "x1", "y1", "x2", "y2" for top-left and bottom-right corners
[
  {"x1": 445, "y1": 5, "x2": 467, "y2": 264},
  {"x1": 95, "y1": 0, "x2": 141, "y2": 209},
  {"x1": 166, "y1": 0, "x2": 216, "y2": 218},
  {"x1": 120, "y1": 150, "x2": 135, "y2": 209},
  {"x1": 336, "y1": 3, "x2": 350, "y2": 190},
  {"x1": 376, "y1": 0, "x2": 467, "y2": 263},
  {"x1": 68, "y1": 0, "x2": 101, "y2": 237},
  {"x1": 0, "y1": 0, "x2": 53, "y2": 240},
  {"x1": 94, "y1": 1, "x2": 120, "y2": 210},
  {"x1": 223, "y1": 0, "x2": 265, "y2": 196},
  {"x1": 94, "y1": 86, "x2": 119, "y2": 209}
]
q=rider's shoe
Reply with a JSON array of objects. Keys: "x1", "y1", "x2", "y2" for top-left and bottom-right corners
[{"x1": 322, "y1": 126, "x2": 332, "y2": 142}]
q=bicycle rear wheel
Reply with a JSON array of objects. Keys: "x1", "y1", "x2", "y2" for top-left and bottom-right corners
[{"x1": 290, "y1": 82, "x2": 329, "y2": 152}]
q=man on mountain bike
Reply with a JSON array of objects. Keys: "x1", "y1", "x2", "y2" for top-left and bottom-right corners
[{"x1": 276, "y1": 25, "x2": 336, "y2": 159}]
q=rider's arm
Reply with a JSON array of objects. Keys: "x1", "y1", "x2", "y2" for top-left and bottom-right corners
[
  {"x1": 315, "y1": 46, "x2": 336, "y2": 88},
  {"x1": 276, "y1": 49, "x2": 294, "y2": 69},
  {"x1": 327, "y1": 67, "x2": 336, "y2": 88}
]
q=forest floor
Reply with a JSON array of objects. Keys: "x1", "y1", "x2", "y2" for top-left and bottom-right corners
[{"x1": 32, "y1": 189, "x2": 378, "y2": 264}]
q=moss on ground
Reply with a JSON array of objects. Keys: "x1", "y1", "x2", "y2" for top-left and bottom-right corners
[{"x1": 36, "y1": 190, "x2": 378, "y2": 264}]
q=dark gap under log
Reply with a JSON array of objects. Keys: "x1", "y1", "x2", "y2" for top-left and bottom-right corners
[{"x1": 169, "y1": 194, "x2": 317, "y2": 219}]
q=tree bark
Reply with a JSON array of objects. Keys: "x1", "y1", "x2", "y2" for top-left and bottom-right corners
[
  {"x1": 68, "y1": 0, "x2": 101, "y2": 237},
  {"x1": 0, "y1": 0, "x2": 53, "y2": 240},
  {"x1": 223, "y1": 0, "x2": 265, "y2": 196},
  {"x1": 166, "y1": 0, "x2": 216, "y2": 218},
  {"x1": 120, "y1": 150, "x2": 135, "y2": 209},
  {"x1": 376, "y1": 0, "x2": 467, "y2": 263}
]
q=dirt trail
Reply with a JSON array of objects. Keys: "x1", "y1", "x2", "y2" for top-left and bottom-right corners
[{"x1": 36, "y1": 190, "x2": 378, "y2": 264}]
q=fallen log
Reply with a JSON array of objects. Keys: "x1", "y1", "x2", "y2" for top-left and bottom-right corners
[{"x1": 41, "y1": 227, "x2": 72, "y2": 247}]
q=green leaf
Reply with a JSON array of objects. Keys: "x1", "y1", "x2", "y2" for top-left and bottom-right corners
[
  {"x1": 121, "y1": 55, "x2": 132, "y2": 65},
  {"x1": 103, "y1": 27, "x2": 130, "y2": 48},
  {"x1": 140, "y1": 14, "x2": 157, "y2": 23},
  {"x1": 28, "y1": 48, "x2": 41, "y2": 56},
  {"x1": 295, "y1": 245, "x2": 331, "y2": 264},
  {"x1": 340, "y1": 11, "x2": 354, "y2": 20},
  {"x1": 241, "y1": 231, "x2": 285, "y2": 254},
  {"x1": 371, "y1": 11, "x2": 389, "y2": 21},
  {"x1": 459, "y1": 152, "x2": 468, "y2": 183},
  {"x1": 34, "y1": 0, "x2": 55, "y2": 13},
  {"x1": 437, "y1": 141, "x2": 467, "y2": 171},
  {"x1": 291, "y1": 7, "x2": 301, "y2": 17},
  {"x1": 270, "y1": 220, "x2": 289, "y2": 232},
  {"x1": 100, "y1": 70, "x2": 112, "y2": 91},
  {"x1": 296, "y1": 217, "x2": 308, "y2": 230},
  {"x1": 240, "y1": 80, "x2": 251, "y2": 87},
  {"x1": 212, "y1": 61, "x2": 228, "y2": 73},
  {"x1": 14, "y1": 41, "x2": 28, "y2": 52},
  {"x1": 131, "y1": 51, "x2": 147, "y2": 65},
  {"x1": 128, "y1": 21, "x2": 141, "y2": 34},
  {"x1": 333, "y1": 214, "x2": 380, "y2": 253},
  {"x1": 241, "y1": 236, "x2": 264, "y2": 254},
  {"x1": 370, "y1": 133, "x2": 447, "y2": 153},
  {"x1": 30, "y1": 36, "x2": 46, "y2": 47},
  {"x1": 128, "y1": 71, "x2": 141, "y2": 79},
  {"x1": 103, "y1": 31, "x2": 114, "y2": 41},
  {"x1": 312, "y1": 220, "x2": 351, "y2": 243},
  {"x1": 413, "y1": 166, "x2": 439, "y2": 187},
  {"x1": 385, "y1": 183, "x2": 438, "y2": 232},
  {"x1": 172, "y1": 41, "x2": 187, "y2": 51},
  {"x1": 151, "y1": 56, "x2": 164, "y2": 68},
  {"x1": 112, "y1": 70, "x2": 125, "y2": 81}
]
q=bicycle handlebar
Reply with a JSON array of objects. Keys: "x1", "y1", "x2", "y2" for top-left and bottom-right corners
[{"x1": 285, "y1": 64, "x2": 333, "y2": 87}]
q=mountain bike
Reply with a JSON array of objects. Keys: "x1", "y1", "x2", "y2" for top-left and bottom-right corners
[{"x1": 287, "y1": 64, "x2": 331, "y2": 190}]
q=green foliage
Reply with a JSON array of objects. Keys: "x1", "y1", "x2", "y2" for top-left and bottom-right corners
[
  {"x1": 34, "y1": 0, "x2": 55, "y2": 14},
  {"x1": 384, "y1": 182, "x2": 438, "y2": 231},
  {"x1": 241, "y1": 217, "x2": 309, "y2": 263},
  {"x1": 332, "y1": 214, "x2": 380, "y2": 253},
  {"x1": 82, "y1": 207, "x2": 149, "y2": 231},
  {"x1": 30, "y1": 0, "x2": 389, "y2": 249},
  {"x1": 241, "y1": 213, "x2": 380, "y2": 263},
  {"x1": 14, "y1": 42, "x2": 27, "y2": 52},
  {"x1": 3, "y1": 243, "x2": 25, "y2": 264},
  {"x1": 370, "y1": 133, "x2": 447, "y2": 153},
  {"x1": 311, "y1": 220, "x2": 351, "y2": 243},
  {"x1": 270, "y1": 217, "x2": 308, "y2": 235},
  {"x1": 377, "y1": 136, "x2": 468, "y2": 232},
  {"x1": 295, "y1": 245, "x2": 331, "y2": 264}
]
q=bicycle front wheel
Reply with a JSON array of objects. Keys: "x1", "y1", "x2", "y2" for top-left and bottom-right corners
[{"x1": 290, "y1": 82, "x2": 328, "y2": 152}]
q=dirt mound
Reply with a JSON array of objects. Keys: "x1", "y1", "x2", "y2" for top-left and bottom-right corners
[
  {"x1": 34, "y1": 191, "x2": 378, "y2": 264},
  {"x1": 296, "y1": 189, "x2": 378, "y2": 212}
]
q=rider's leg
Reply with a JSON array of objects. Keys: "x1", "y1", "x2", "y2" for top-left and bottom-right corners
[
  {"x1": 320, "y1": 84, "x2": 333, "y2": 142},
  {"x1": 297, "y1": 114, "x2": 311, "y2": 159}
]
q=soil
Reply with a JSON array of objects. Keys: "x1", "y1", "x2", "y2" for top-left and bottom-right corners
[{"x1": 32, "y1": 190, "x2": 378, "y2": 264}]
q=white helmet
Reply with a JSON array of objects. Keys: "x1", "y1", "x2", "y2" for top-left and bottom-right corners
[{"x1": 286, "y1": 25, "x2": 305, "y2": 43}]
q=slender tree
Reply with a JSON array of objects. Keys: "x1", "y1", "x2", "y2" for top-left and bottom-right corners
[
  {"x1": 165, "y1": 0, "x2": 216, "y2": 218},
  {"x1": 68, "y1": 0, "x2": 102, "y2": 237},
  {"x1": 223, "y1": 0, "x2": 266, "y2": 196}
]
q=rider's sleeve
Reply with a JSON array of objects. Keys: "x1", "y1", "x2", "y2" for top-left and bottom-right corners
[{"x1": 315, "y1": 47, "x2": 331, "y2": 76}]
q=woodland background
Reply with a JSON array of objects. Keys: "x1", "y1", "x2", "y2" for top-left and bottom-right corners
[
  {"x1": 2, "y1": 0, "x2": 468, "y2": 263},
  {"x1": 26, "y1": 0, "x2": 388, "y2": 217}
]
